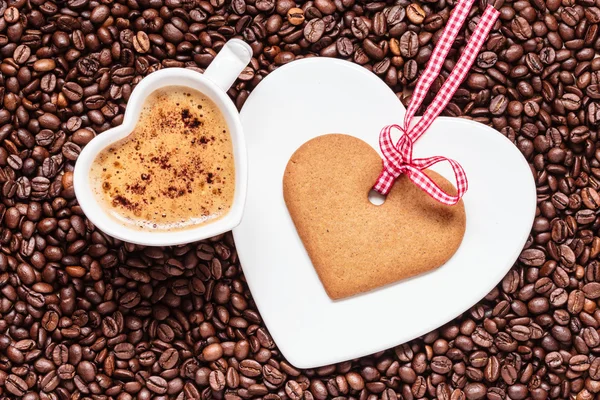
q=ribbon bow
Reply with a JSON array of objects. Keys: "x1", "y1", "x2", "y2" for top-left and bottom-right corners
[{"x1": 373, "y1": 1, "x2": 500, "y2": 205}]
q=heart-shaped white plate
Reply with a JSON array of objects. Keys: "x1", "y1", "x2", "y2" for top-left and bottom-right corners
[{"x1": 234, "y1": 57, "x2": 536, "y2": 369}]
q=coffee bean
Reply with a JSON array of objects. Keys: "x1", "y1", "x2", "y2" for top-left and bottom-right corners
[
  {"x1": 568, "y1": 290, "x2": 585, "y2": 314},
  {"x1": 590, "y1": 358, "x2": 600, "y2": 379},
  {"x1": 158, "y1": 348, "x2": 179, "y2": 369},
  {"x1": 501, "y1": 364, "x2": 518, "y2": 385},
  {"x1": 240, "y1": 359, "x2": 262, "y2": 377},
  {"x1": 274, "y1": 51, "x2": 295, "y2": 65},
  {"x1": 521, "y1": 249, "x2": 548, "y2": 269},
  {"x1": 406, "y1": 4, "x2": 426, "y2": 24},
  {"x1": 507, "y1": 384, "x2": 528, "y2": 400},
  {"x1": 286, "y1": 380, "x2": 304, "y2": 399},
  {"x1": 38, "y1": 113, "x2": 61, "y2": 130},
  {"x1": 472, "y1": 327, "x2": 493, "y2": 348},
  {"x1": 562, "y1": 93, "x2": 582, "y2": 110},
  {"x1": 147, "y1": 375, "x2": 168, "y2": 394},
  {"x1": 33, "y1": 59, "x2": 56, "y2": 72},
  {"x1": 464, "y1": 382, "x2": 486, "y2": 400},
  {"x1": 510, "y1": 325, "x2": 531, "y2": 341},
  {"x1": 77, "y1": 361, "x2": 96, "y2": 382},
  {"x1": 581, "y1": 187, "x2": 600, "y2": 209},
  {"x1": 383, "y1": 6, "x2": 403, "y2": 26},
  {"x1": 484, "y1": 356, "x2": 500, "y2": 382},
  {"x1": 70, "y1": 130, "x2": 94, "y2": 150},
  {"x1": 304, "y1": 19, "x2": 325, "y2": 43},
  {"x1": 132, "y1": 31, "x2": 151, "y2": 54},
  {"x1": 561, "y1": 7, "x2": 580, "y2": 26},
  {"x1": 163, "y1": 24, "x2": 184, "y2": 43},
  {"x1": 477, "y1": 51, "x2": 498, "y2": 68},
  {"x1": 225, "y1": 366, "x2": 240, "y2": 389},
  {"x1": 371, "y1": 12, "x2": 387, "y2": 37},
  {"x1": 404, "y1": 59, "x2": 418, "y2": 80},
  {"x1": 13, "y1": 45, "x2": 30, "y2": 64},
  {"x1": 256, "y1": 0, "x2": 275, "y2": 12},
  {"x1": 209, "y1": 370, "x2": 225, "y2": 391},
  {"x1": 4, "y1": 7, "x2": 19, "y2": 23},
  {"x1": 336, "y1": 37, "x2": 354, "y2": 57},
  {"x1": 114, "y1": 343, "x2": 135, "y2": 359},
  {"x1": 40, "y1": 370, "x2": 60, "y2": 392},
  {"x1": 363, "y1": 38, "x2": 386, "y2": 61},
  {"x1": 569, "y1": 354, "x2": 590, "y2": 372},
  {"x1": 202, "y1": 343, "x2": 223, "y2": 361},
  {"x1": 400, "y1": 31, "x2": 419, "y2": 58},
  {"x1": 583, "y1": 282, "x2": 600, "y2": 299},
  {"x1": 512, "y1": 17, "x2": 533, "y2": 40},
  {"x1": 6, "y1": 374, "x2": 28, "y2": 396},
  {"x1": 57, "y1": 364, "x2": 76, "y2": 380},
  {"x1": 351, "y1": 17, "x2": 369, "y2": 40},
  {"x1": 589, "y1": 102, "x2": 600, "y2": 125},
  {"x1": 287, "y1": 8, "x2": 305, "y2": 25},
  {"x1": 489, "y1": 95, "x2": 508, "y2": 115},
  {"x1": 521, "y1": 57, "x2": 541, "y2": 78},
  {"x1": 431, "y1": 356, "x2": 452, "y2": 374},
  {"x1": 576, "y1": 209, "x2": 596, "y2": 224}
]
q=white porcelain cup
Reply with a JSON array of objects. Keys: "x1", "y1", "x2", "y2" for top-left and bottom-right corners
[{"x1": 73, "y1": 39, "x2": 253, "y2": 246}]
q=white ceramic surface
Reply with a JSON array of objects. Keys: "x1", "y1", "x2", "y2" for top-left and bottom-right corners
[
  {"x1": 74, "y1": 40, "x2": 252, "y2": 246},
  {"x1": 234, "y1": 57, "x2": 537, "y2": 369}
]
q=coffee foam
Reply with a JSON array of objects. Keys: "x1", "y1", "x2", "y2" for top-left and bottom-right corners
[{"x1": 90, "y1": 86, "x2": 235, "y2": 231}]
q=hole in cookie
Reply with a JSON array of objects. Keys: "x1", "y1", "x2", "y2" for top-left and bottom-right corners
[{"x1": 368, "y1": 189, "x2": 386, "y2": 206}]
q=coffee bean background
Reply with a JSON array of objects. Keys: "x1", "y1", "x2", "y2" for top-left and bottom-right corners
[{"x1": 0, "y1": 0, "x2": 599, "y2": 398}]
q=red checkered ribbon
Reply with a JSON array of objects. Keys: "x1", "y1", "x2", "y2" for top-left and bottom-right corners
[{"x1": 373, "y1": 2, "x2": 500, "y2": 205}]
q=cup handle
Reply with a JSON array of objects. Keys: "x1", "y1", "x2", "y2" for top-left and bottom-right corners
[{"x1": 204, "y1": 39, "x2": 253, "y2": 92}]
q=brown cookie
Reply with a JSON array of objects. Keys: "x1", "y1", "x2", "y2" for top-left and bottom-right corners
[{"x1": 283, "y1": 133, "x2": 467, "y2": 300}]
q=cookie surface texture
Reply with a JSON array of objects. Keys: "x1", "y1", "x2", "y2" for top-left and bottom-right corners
[{"x1": 283, "y1": 133, "x2": 467, "y2": 300}]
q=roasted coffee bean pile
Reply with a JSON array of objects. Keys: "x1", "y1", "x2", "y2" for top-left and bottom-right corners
[{"x1": 0, "y1": 0, "x2": 599, "y2": 398}]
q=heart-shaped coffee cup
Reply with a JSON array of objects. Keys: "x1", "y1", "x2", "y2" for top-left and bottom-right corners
[
  {"x1": 234, "y1": 57, "x2": 537, "y2": 368},
  {"x1": 74, "y1": 39, "x2": 252, "y2": 246}
]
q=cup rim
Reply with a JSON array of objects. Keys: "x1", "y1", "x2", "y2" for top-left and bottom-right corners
[{"x1": 73, "y1": 68, "x2": 247, "y2": 246}]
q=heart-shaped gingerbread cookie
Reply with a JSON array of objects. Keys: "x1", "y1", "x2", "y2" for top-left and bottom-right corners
[{"x1": 284, "y1": 134, "x2": 466, "y2": 299}]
